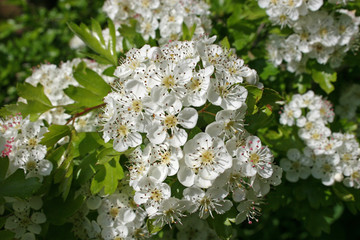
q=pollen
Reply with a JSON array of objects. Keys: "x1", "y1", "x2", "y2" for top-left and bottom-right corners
[
  {"x1": 131, "y1": 99, "x2": 143, "y2": 112},
  {"x1": 28, "y1": 138, "x2": 38, "y2": 147},
  {"x1": 201, "y1": 150, "x2": 214, "y2": 165},
  {"x1": 150, "y1": 189, "x2": 163, "y2": 202},
  {"x1": 164, "y1": 115, "x2": 178, "y2": 129},
  {"x1": 26, "y1": 160, "x2": 37, "y2": 171},
  {"x1": 117, "y1": 124, "x2": 129, "y2": 137},
  {"x1": 249, "y1": 153, "x2": 260, "y2": 165},
  {"x1": 162, "y1": 75, "x2": 175, "y2": 89},
  {"x1": 160, "y1": 151, "x2": 171, "y2": 165},
  {"x1": 110, "y1": 207, "x2": 119, "y2": 218}
]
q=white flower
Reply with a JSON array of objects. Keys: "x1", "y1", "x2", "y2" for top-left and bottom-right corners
[
  {"x1": 133, "y1": 177, "x2": 171, "y2": 215},
  {"x1": 280, "y1": 148, "x2": 311, "y2": 182},
  {"x1": 208, "y1": 71, "x2": 248, "y2": 110},
  {"x1": 102, "y1": 114, "x2": 142, "y2": 152},
  {"x1": 149, "y1": 197, "x2": 186, "y2": 226},
  {"x1": 205, "y1": 106, "x2": 246, "y2": 141},
  {"x1": 179, "y1": 132, "x2": 232, "y2": 188},
  {"x1": 147, "y1": 95, "x2": 198, "y2": 147},
  {"x1": 183, "y1": 66, "x2": 213, "y2": 107},
  {"x1": 311, "y1": 154, "x2": 341, "y2": 186},
  {"x1": 97, "y1": 194, "x2": 136, "y2": 228},
  {"x1": 183, "y1": 186, "x2": 232, "y2": 218},
  {"x1": 237, "y1": 136, "x2": 274, "y2": 178}
]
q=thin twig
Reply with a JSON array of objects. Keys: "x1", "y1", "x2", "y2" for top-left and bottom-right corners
[{"x1": 65, "y1": 103, "x2": 106, "y2": 125}]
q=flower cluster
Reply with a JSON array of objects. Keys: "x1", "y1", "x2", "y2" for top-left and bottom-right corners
[
  {"x1": 257, "y1": 0, "x2": 353, "y2": 28},
  {"x1": 0, "y1": 114, "x2": 52, "y2": 181},
  {"x1": 3, "y1": 196, "x2": 47, "y2": 240},
  {"x1": 267, "y1": 9, "x2": 360, "y2": 72},
  {"x1": 24, "y1": 59, "x2": 113, "y2": 130},
  {"x1": 102, "y1": 0, "x2": 212, "y2": 43},
  {"x1": 98, "y1": 37, "x2": 281, "y2": 236},
  {"x1": 279, "y1": 90, "x2": 360, "y2": 188}
]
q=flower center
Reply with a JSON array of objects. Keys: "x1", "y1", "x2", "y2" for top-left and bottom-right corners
[
  {"x1": 28, "y1": 138, "x2": 38, "y2": 147},
  {"x1": 291, "y1": 161, "x2": 301, "y2": 170},
  {"x1": 322, "y1": 163, "x2": 332, "y2": 173},
  {"x1": 249, "y1": 153, "x2": 260, "y2": 165},
  {"x1": 131, "y1": 99, "x2": 143, "y2": 112},
  {"x1": 305, "y1": 122, "x2": 313, "y2": 131},
  {"x1": 311, "y1": 132, "x2": 321, "y2": 140},
  {"x1": 150, "y1": 189, "x2": 163, "y2": 202},
  {"x1": 78, "y1": 119, "x2": 87, "y2": 127},
  {"x1": 351, "y1": 171, "x2": 360, "y2": 179},
  {"x1": 160, "y1": 151, "x2": 171, "y2": 165},
  {"x1": 320, "y1": 28, "x2": 328, "y2": 37},
  {"x1": 110, "y1": 207, "x2": 119, "y2": 218},
  {"x1": 164, "y1": 115, "x2": 177, "y2": 129},
  {"x1": 162, "y1": 75, "x2": 175, "y2": 89},
  {"x1": 200, "y1": 196, "x2": 211, "y2": 212},
  {"x1": 26, "y1": 160, "x2": 37, "y2": 171},
  {"x1": 342, "y1": 153, "x2": 352, "y2": 162},
  {"x1": 218, "y1": 85, "x2": 229, "y2": 97},
  {"x1": 225, "y1": 120, "x2": 235, "y2": 131},
  {"x1": 201, "y1": 150, "x2": 214, "y2": 165},
  {"x1": 129, "y1": 60, "x2": 140, "y2": 70},
  {"x1": 117, "y1": 124, "x2": 129, "y2": 137},
  {"x1": 324, "y1": 143, "x2": 333, "y2": 151},
  {"x1": 189, "y1": 77, "x2": 201, "y2": 91}
]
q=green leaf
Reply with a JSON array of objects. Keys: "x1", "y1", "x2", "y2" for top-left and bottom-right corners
[
  {"x1": 220, "y1": 36, "x2": 230, "y2": 50},
  {"x1": 311, "y1": 68, "x2": 337, "y2": 94},
  {"x1": 75, "y1": 152, "x2": 97, "y2": 185},
  {"x1": 91, "y1": 18, "x2": 105, "y2": 45},
  {"x1": 90, "y1": 158, "x2": 124, "y2": 195},
  {"x1": 64, "y1": 85, "x2": 104, "y2": 107},
  {"x1": 17, "y1": 83, "x2": 52, "y2": 106},
  {"x1": 103, "y1": 66, "x2": 116, "y2": 77},
  {"x1": 68, "y1": 22, "x2": 117, "y2": 66},
  {"x1": 245, "y1": 85, "x2": 263, "y2": 115},
  {"x1": 107, "y1": 18, "x2": 117, "y2": 56},
  {"x1": 0, "y1": 230, "x2": 15, "y2": 240},
  {"x1": 0, "y1": 170, "x2": 41, "y2": 198},
  {"x1": 96, "y1": 147, "x2": 123, "y2": 165},
  {"x1": 207, "y1": 210, "x2": 236, "y2": 240},
  {"x1": 0, "y1": 158, "x2": 9, "y2": 181},
  {"x1": 147, "y1": 218, "x2": 163, "y2": 234},
  {"x1": 259, "y1": 62, "x2": 279, "y2": 80},
  {"x1": 73, "y1": 64, "x2": 111, "y2": 97},
  {"x1": 333, "y1": 183, "x2": 355, "y2": 202},
  {"x1": 4, "y1": 100, "x2": 52, "y2": 120},
  {"x1": 78, "y1": 132, "x2": 102, "y2": 157},
  {"x1": 44, "y1": 194, "x2": 86, "y2": 225},
  {"x1": 40, "y1": 125, "x2": 71, "y2": 147}
]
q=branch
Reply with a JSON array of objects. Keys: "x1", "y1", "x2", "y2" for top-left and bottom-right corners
[{"x1": 65, "y1": 103, "x2": 106, "y2": 125}]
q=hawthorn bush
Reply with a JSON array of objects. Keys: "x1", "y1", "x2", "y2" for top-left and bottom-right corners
[{"x1": 1, "y1": 0, "x2": 360, "y2": 239}]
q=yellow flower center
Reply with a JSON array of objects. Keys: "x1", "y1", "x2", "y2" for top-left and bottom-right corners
[
  {"x1": 117, "y1": 124, "x2": 129, "y2": 137},
  {"x1": 322, "y1": 163, "x2": 332, "y2": 172},
  {"x1": 160, "y1": 151, "x2": 171, "y2": 165},
  {"x1": 26, "y1": 160, "x2": 37, "y2": 171},
  {"x1": 250, "y1": 153, "x2": 260, "y2": 165},
  {"x1": 164, "y1": 115, "x2": 178, "y2": 129},
  {"x1": 201, "y1": 150, "x2": 214, "y2": 165},
  {"x1": 150, "y1": 189, "x2": 163, "y2": 202},
  {"x1": 28, "y1": 138, "x2": 38, "y2": 147},
  {"x1": 162, "y1": 75, "x2": 175, "y2": 89},
  {"x1": 110, "y1": 207, "x2": 119, "y2": 218},
  {"x1": 131, "y1": 99, "x2": 142, "y2": 113},
  {"x1": 189, "y1": 77, "x2": 201, "y2": 91}
]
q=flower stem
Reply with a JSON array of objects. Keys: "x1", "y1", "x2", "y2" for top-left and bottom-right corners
[{"x1": 65, "y1": 103, "x2": 106, "y2": 125}]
